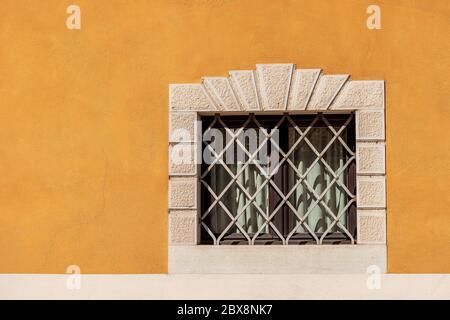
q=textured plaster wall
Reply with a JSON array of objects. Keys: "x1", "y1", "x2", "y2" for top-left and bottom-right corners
[{"x1": 0, "y1": 0, "x2": 449, "y2": 273}]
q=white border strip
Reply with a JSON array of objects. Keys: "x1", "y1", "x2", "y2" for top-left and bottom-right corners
[{"x1": 1, "y1": 274, "x2": 449, "y2": 300}]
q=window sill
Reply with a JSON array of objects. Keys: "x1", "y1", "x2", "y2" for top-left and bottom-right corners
[{"x1": 168, "y1": 244, "x2": 386, "y2": 274}]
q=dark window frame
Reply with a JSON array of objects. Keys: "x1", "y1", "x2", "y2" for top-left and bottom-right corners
[{"x1": 200, "y1": 113, "x2": 356, "y2": 245}]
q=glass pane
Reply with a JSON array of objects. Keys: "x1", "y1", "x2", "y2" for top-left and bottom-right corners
[
  {"x1": 288, "y1": 126, "x2": 349, "y2": 235},
  {"x1": 203, "y1": 147, "x2": 270, "y2": 241}
]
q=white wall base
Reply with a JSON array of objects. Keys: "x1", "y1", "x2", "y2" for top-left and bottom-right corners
[{"x1": 1, "y1": 274, "x2": 449, "y2": 299}]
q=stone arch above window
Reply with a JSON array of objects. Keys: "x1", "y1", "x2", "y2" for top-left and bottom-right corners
[{"x1": 169, "y1": 64, "x2": 384, "y2": 112}]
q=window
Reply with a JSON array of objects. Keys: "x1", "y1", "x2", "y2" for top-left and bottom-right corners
[
  {"x1": 200, "y1": 113, "x2": 356, "y2": 245},
  {"x1": 169, "y1": 64, "x2": 386, "y2": 273}
]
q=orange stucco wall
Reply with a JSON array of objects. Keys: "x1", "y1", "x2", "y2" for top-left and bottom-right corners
[{"x1": 0, "y1": 0, "x2": 448, "y2": 274}]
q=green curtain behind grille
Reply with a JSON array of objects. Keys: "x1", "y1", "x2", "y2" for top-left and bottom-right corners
[{"x1": 210, "y1": 163, "x2": 267, "y2": 236}]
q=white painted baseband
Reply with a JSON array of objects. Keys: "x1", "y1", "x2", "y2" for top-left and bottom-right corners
[
  {"x1": 1, "y1": 274, "x2": 449, "y2": 300},
  {"x1": 169, "y1": 245, "x2": 386, "y2": 274}
]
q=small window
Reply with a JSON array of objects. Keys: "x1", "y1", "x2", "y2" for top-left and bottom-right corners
[{"x1": 200, "y1": 113, "x2": 356, "y2": 245}]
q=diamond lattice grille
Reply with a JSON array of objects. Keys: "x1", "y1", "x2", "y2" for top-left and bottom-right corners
[{"x1": 200, "y1": 113, "x2": 356, "y2": 245}]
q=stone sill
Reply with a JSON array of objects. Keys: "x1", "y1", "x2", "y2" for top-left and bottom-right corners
[{"x1": 169, "y1": 244, "x2": 387, "y2": 274}]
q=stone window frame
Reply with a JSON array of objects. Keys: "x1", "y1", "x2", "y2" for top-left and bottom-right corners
[{"x1": 168, "y1": 64, "x2": 386, "y2": 274}]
